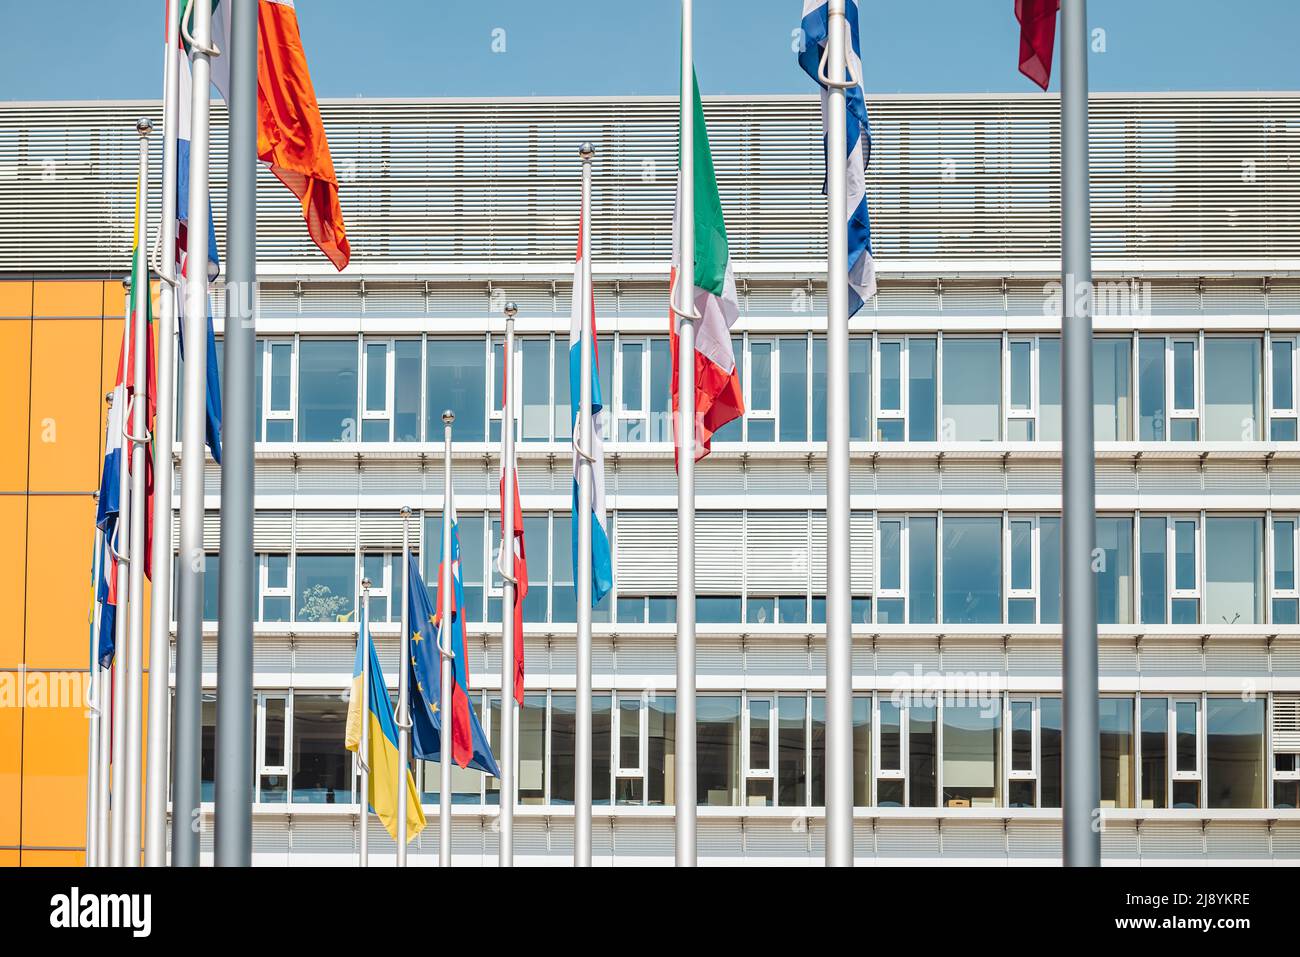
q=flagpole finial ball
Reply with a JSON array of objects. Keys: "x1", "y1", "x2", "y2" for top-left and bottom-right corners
[
  {"x1": 361, "y1": 577, "x2": 372, "y2": 593},
  {"x1": 399, "y1": 506, "x2": 412, "y2": 519},
  {"x1": 442, "y1": 409, "x2": 456, "y2": 426},
  {"x1": 578, "y1": 142, "x2": 595, "y2": 160},
  {"x1": 121, "y1": 277, "x2": 131, "y2": 291},
  {"x1": 136, "y1": 118, "x2": 153, "y2": 136},
  {"x1": 504, "y1": 302, "x2": 518, "y2": 319},
  {"x1": 105, "y1": 391, "x2": 114, "y2": 406}
]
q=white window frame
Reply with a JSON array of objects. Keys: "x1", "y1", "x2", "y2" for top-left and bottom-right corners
[
  {"x1": 1005, "y1": 336, "x2": 1039, "y2": 440},
  {"x1": 613, "y1": 693, "x2": 647, "y2": 791},
  {"x1": 1167, "y1": 335, "x2": 1200, "y2": 437},
  {"x1": 874, "y1": 696, "x2": 907, "y2": 782},
  {"x1": 1006, "y1": 696, "x2": 1039, "y2": 782},
  {"x1": 262, "y1": 338, "x2": 297, "y2": 439},
  {"x1": 876, "y1": 515, "x2": 907, "y2": 607},
  {"x1": 1170, "y1": 696, "x2": 1203, "y2": 784},
  {"x1": 1168, "y1": 514, "x2": 1201, "y2": 604},
  {"x1": 745, "y1": 335, "x2": 776, "y2": 435},
  {"x1": 1269, "y1": 334, "x2": 1298, "y2": 435},
  {"x1": 359, "y1": 552, "x2": 395, "y2": 622},
  {"x1": 259, "y1": 553, "x2": 292, "y2": 621},
  {"x1": 1272, "y1": 515, "x2": 1300, "y2": 606},
  {"x1": 743, "y1": 692, "x2": 777, "y2": 806},
  {"x1": 256, "y1": 691, "x2": 292, "y2": 801},
  {"x1": 360, "y1": 337, "x2": 395, "y2": 440},
  {"x1": 876, "y1": 337, "x2": 907, "y2": 437},
  {"x1": 1006, "y1": 514, "x2": 1039, "y2": 604},
  {"x1": 615, "y1": 335, "x2": 650, "y2": 443}
]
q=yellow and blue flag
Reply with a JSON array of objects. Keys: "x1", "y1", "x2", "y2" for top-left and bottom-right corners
[{"x1": 345, "y1": 601, "x2": 425, "y2": 844}]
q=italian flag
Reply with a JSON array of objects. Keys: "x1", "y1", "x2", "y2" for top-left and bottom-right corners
[{"x1": 670, "y1": 70, "x2": 744, "y2": 465}]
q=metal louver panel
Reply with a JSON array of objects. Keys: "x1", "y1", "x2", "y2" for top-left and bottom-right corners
[
  {"x1": 697, "y1": 511, "x2": 742, "y2": 593},
  {"x1": 4, "y1": 94, "x2": 1297, "y2": 273},
  {"x1": 850, "y1": 511, "x2": 874, "y2": 596},
  {"x1": 810, "y1": 512, "x2": 827, "y2": 592},
  {"x1": 613, "y1": 511, "x2": 676, "y2": 593},
  {"x1": 359, "y1": 511, "x2": 422, "y2": 551},
  {"x1": 171, "y1": 511, "x2": 221, "y2": 550},
  {"x1": 746, "y1": 510, "x2": 809, "y2": 594},
  {"x1": 1275, "y1": 695, "x2": 1300, "y2": 752},
  {"x1": 254, "y1": 511, "x2": 293, "y2": 551},
  {"x1": 293, "y1": 511, "x2": 358, "y2": 551}
]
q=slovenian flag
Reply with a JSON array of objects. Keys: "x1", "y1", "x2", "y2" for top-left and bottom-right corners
[
  {"x1": 407, "y1": 543, "x2": 498, "y2": 775},
  {"x1": 669, "y1": 69, "x2": 744, "y2": 465},
  {"x1": 175, "y1": 28, "x2": 223, "y2": 464},
  {"x1": 570, "y1": 219, "x2": 614, "y2": 607},
  {"x1": 798, "y1": 0, "x2": 877, "y2": 316},
  {"x1": 345, "y1": 599, "x2": 425, "y2": 843},
  {"x1": 202, "y1": 0, "x2": 350, "y2": 270}
]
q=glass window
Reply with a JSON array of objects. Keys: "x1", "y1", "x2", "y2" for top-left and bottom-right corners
[
  {"x1": 1098, "y1": 697, "x2": 1134, "y2": 809},
  {"x1": 1205, "y1": 517, "x2": 1262, "y2": 625},
  {"x1": 1038, "y1": 336, "x2": 1061, "y2": 441},
  {"x1": 749, "y1": 338, "x2": 774, "y2": 438},
  {"x1": 516, "y1": 694, "x2": 546, "y2": 805},
  {"x1": 551, "y1": 512, "x2": 574, "y2": 624},
  {"x1": 877, "y1": 699, "x2": 903, "y2": 806},
  {"x1": 777, "y1": 695, "x2": 807, "y2": 807},
  {"x1": 1040, "y1": 696, "x2": 1063, "y2": 809},
  {"x1": 1138, "y1": 337, "x2": 1166, "y2": 441},
  {"x1": 851, "y1": 695, "x2": 871, "y2": 807},
  {"x1": 202, "y1": 553, "x2": 221, "y2": 622},
  {"x1": 1205, "y1": 338, "x2": 1261, "y2": 441},
  {"x1": 908, "y1": 338, "x2": 937, "y2": 441},
  {"x1": 811, "y1": 336, "x2": 827, "y2": 442},
  {"x1": 849, "y1": 338, "x2": 870, "y2": 440},
  {"x1": 520, "y1": 337, "x2": 551, "y2": 442},
  {"x1": 941, "y1": 702, "x2": 1000, "y2": 807},
  {"x1": 298, "y1": 340, "x2": 358, "y2": 442},
  {"x1": 521, "y1": 515, "x2": 549, "y2": 623},
  {"x1": 942, "y1": 338, "x2": 1000, "y2": 441},
  {"x1": 942, "y1": 516, "x2": 1001, "y2": 624},
  {"x1": 1206, "y1": 698, "x2": 1266, "y2": 809},
  {"x1": 292, "y1": 694, "x2": 351, "y2": 804},
  {"x1": 1270, "y1": 339, "x2": 1296, "y2": 440},
  {"x1": 552, "y1": 336, "x2": 570, "y2": 441},
  {"x1": 294, "y1": 554, "x2": 355, "y2": 622},
  {"x1": 909, "y1": 517, "x2": 938, "y2": 624},
  {"x1": 362, "y1": 340, "x2": 388, "y2": 441},
  {"x1": 1095, "y1": 516, "x2": 1133, "y2": 624},
  {"x1": 549, "y1": 694, "x2": 611, "y2": 806},
  {"x1": 1093, "y1": 338, "x2": 1132, "y2": 441},
  {"x1": 909, "y1": 703, "x2": 938, "y2": 808},
  {"x1": 1140, "y1": 516, "x2": 1167, "y2": 624},
  {"x1": 649, "y1": 337, "x2": 674, "y2": 442},
  {"x1": 394, "y1": 339, "x2": 421, "y2": 441},
  {"x1": 427, "y1": 338, "x2": 486, "y2": 442},
  {"x1": 262, "y1": 553, "x2": 290, "y2": 622},
  {"x1": 779, "y1": 336, "x2": 808, "y2": 441},
  {"x1": 811, "y1": 694, "x2": 826, "y2": 806},
  {"x1": 647, "y1": 694, "x2": 675, "y2": 806},
  {"x1": 266, "y1": 340, "x2": 293, "y2": 442},
  {"x1": 1140, "y1": 696, "x2": 1168, "y2": 809},
  {"x1": 698, "y1": 696, "x2": 741, "y2": 806},
  {"x1": 1039, "y1": 517, "x2": 1061, "y2": 624},
  {"x1": 697, "y1": 595, "x2": 741, "y2": 623}
]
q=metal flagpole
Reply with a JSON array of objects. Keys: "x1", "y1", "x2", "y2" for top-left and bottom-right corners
[
  {"x1": 144, "y1": 1, "x2": 181, "y2": 867},
  {"x1": 358, "y1": 578, "x2": 371, "y2": 867},
  {"x1": 823, "y1": 0, "x2": 854, "y2": 868},
  {"x1": 123, "y1": 116, "x2": 154, "y2": 868},
  {"x1": 215, "y1": 0, "x2": 257, "y2": 868},
  {"x1": 576, "y1": 145, "x2": 595, "y2": 868},
  {"x1": 439, "y1": 413, "x2": 456, "y2": 867},
  {"x1": 673, "y1": 0, "x2": 699, "y2": 868},
  {"x1": 86, "y1": 516, "x2": 103, "y2": 867},
  {"x1": 498, "y1": 303, "x2": 518, "y2": 866},
  {"x1": 397, "y1": 506, "x2": 412, "y2": 867},
  {"x1": 1060, "y1": 0, "x2": 1101, "y2": 868},
  {"x1": 173, "y1": 0, "x2": 215, "y2": 867},
  {"x1": 110, "y1": 282, "x2": 133, "y2": 868}
]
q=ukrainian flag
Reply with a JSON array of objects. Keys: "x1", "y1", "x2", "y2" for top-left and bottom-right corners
[{"x1": 346, "y1": 602, "x2": 425, "y2": 844}]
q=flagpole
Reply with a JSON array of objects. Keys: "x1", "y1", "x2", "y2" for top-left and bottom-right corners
[
  {"x1": 144, "y1": 1, "x2": 181, "y2": 867},
  {"x1": 85, "y1": 514, "x2": 103, "y2": 867},
  {"x1": 439, "y1": 413, "x2": 456, "y2": 867},
  {"x1": 673, "y1": 0, "x2": 699, "y2": 868},
  {"x1": 215, "y1": 0, "x2": 257, "y2": 869},
  {"x1": 576, "y1": 144, "x2": 595, "y2": 869},
  {"x1": 397, "y1": 506, "x2": 412, "y2": 867},
  {"x1": 110, "y1": 282, "x2": 133, "y2": 868},
  {"x1": 358, "y1": 578, "x2": 371, "y2": 868},
  {"x1": 1060, "y1": 0, "x2": 1101, "y2": 868},
  {"x1": 822, "y1": 0, "x2": 855, "y2": 868},
  {"x1": 499, "y1": 303, "x2": 518, "y2": 867},
  {"x1": 174, "y1": 0, "x2": 215, "y2": 867},
  {"x1": 122, "y1": 116, "x2": 155, "y2": 869}
]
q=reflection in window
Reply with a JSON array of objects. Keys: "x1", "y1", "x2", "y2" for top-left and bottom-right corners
[
  {"x1": 1205, "y1": 517, "x2": 1262, "y2": 625},
  {"x1": 427, "y1": 338, "x2": 486, "y2": 442},
  {"x1": 1093, "y1": 338, "x2": 1132, "y2": 441},
  {"x1": 942, "y1": 338, "x2": 1001, "y2": 441},
  {"x1": 1099, "y1": 697, "x2": 1134, "y2": 809},
  {"x1": 1205, "y1": 338, "x2": 1261, "y2": 441},
  {"x1": 942, "y1": 516, "x2": 1001, "y2": 623},
  {"x1": 697, "y1": 696, "x2": 741, "y2": 806},
  {"x1": 1140, "y1": 696, "x2": 1168, "y2": 809},
  {"x1": 941, "y1": 703, "x2": 1000, "y2": 807},
  {"x1": 1206, "y1": 697, "x2": 1265, "y2": 809},
  {"x1": 298, "y1": 340, "x2": 357, "y2": 442},
  {"x1": 292, "y1": 694, "x2": 351, "y2": 804},
  {"x1": 779, "y1": 337, "x2": 808, "y2": 442},
  {"x1": 294, "y1": 554, "x2": 355, "y2": 622},
  {"x1": 908, "y1": 339, "x2": 937, "y2": 441},
  {"x1": 1095, "y1": 516, "x2": 1133, "y2": 624}
]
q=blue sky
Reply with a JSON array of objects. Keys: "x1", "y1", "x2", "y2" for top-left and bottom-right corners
[{"x1": 2, "y1": 0, "x2": 1296, "y2": 100}]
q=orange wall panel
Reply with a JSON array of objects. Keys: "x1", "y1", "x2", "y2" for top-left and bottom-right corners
[
  {"x1": 0, "y1": 281, "x2": 32, "y2": 318},
  {"x1": 27, "y1": 318, "x2": 104, "y2": 493},
  {"x1": 0, "y1": 850, "x2": 18, "y2": 867},
  {"x1": 0, "y1": 320, "x2": 32, "y2": 492},
  {"x1": 33, "y1": 281, "x2": 103, "y2": 319},
  {"x1": 20, "y1": 696, "x2": 89, "y2": 851},
  {"x1": 0, "y1": 691, "x2": 20, "y2": 848},
  {"x1": 24, "y1": 495, "x2": 96, "y2": 671},
  {"x1": 21, "y1": 849, "x2": 86, "y2": 866},
  {"x1": 0, "y1": 497, "x2": 26, "y2": 667}
]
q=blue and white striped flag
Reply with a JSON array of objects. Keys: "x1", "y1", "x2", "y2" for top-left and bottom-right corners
[{"x1": 798, "y1": 0, "x2": 876, "y2": 315}]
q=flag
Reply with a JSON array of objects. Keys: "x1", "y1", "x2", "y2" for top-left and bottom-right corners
[
  {"x1": 1015, "y1": 0, "x2": 1060, "y2": 90},
  {"x1": 798, "y1": 0, "x2": 877, "y2": 315},
  {"x1": 201, "y1": 0, "x2": 350, "y2": 270},
  {"x1": 93, "y1": 529, "x2": 116, "y2": 669},
  {"x1": 570, "y1": 220, "x2": 613, "y2": 606},
  {"x1": 669, "y1": 70, "x2": 744, "y2": 465},
  {"x1": 500, "y1": 362, "x2": 528, "y2": 706},
  {"x1": 345, "y1": 601, "x2": 425, "y2": 844},
  {"x1": 406, "y1": 550, "x2": 498, "y2": 776},
  {"x1": 175, "y1": 36, "x2": 224, "y2": 464}
]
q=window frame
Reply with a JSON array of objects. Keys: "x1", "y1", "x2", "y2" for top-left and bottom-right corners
[
  {"x1": 361, "y1": 337, "x2": 396, "y2": 439},
  {"x1": 262, "y1": 337, "x2": 297, "y2": 440},
  {"x1": 255, "y1": 690, "x2": 292, "y2": 802},
  {"x1": 745, "y1": 335, "x2": 777, "y2": 435},
  {"x1": 259, "y1": 553, "x2": 292, "y2": 622},
  {"x1": 1005, "y1": 335, "x2": 1040, "y2": 440}
]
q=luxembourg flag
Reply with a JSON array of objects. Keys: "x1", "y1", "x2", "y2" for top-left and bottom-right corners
[
  {"x1": 175, "y1": 30, "x2": 223, "y2": 464},
  {"x1": 798, "y1": 0, "x2": 877, "y2": 315},
  {"x1": 570, "y1": 219, "x2": 613, "y2": 608}
]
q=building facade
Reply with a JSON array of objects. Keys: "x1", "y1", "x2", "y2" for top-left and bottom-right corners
[{"x1": 2, "y1": 92, "x2": 1299, "y2": 865}]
